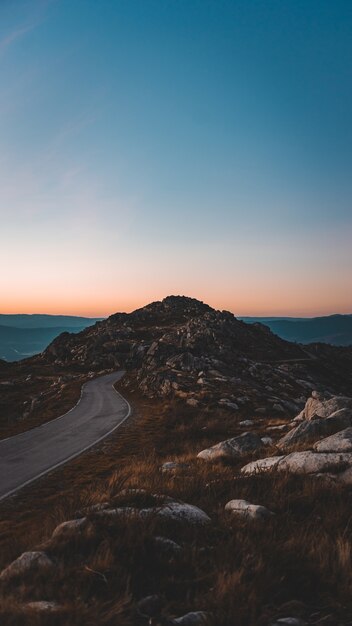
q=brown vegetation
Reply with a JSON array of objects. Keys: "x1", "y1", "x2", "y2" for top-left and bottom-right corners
[{"x1": 1, "y1": 386, "x2": 352, "y2": 625}]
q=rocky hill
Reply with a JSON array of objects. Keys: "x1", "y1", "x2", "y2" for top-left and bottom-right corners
[
  {"x1": 1, "y1": 296, "x2": 351, "y2": 437},
  {"x1": 40, "y1": 296, "x2": 352, "y2": 414}
]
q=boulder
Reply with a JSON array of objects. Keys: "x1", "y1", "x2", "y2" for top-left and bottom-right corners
[
  {"x1": 0, "y1": 551, "x2": 54, "y2": 582},
  {"x1": 277, "y1": 409, "x2": 352, "y2": 450},
  {"x1": 301, "y1": 394, "x2": 352, "y2": 421},
  {"x1": 314, "y1": 427, "x2": 352, "y2": 452},
  {"x1": 242, "y1": 452, "x2": 352, "y2": 476},
  {"x1": 279, "y1": 451, "x2": 352, "y2": 475},
  {"x1": 239, "y1": 420, "x2": 254, "y2": 427},
  {"x1": 98, "y1": 500, "x2": 211, "y2": 528},
  {"x1": 197, "y1": 432, "x2": 263, "y2": 462},
  {"x1": 241, "y1": 456, "x2": 284, "y2": 475},
  {"x1": 155, "y1": 502, "x2": 211, "y2": 527},
  {"x1": 225, "y1": 499, "x2": 273, "y2": 520}
]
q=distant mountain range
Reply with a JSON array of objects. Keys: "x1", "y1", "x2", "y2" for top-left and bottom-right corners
[
  {"x1": 0, "y1": 316, "x2": 101, "y2": 362},
  {"x1": 240, "y1": 314, "x2": 352, "y2": 346}
]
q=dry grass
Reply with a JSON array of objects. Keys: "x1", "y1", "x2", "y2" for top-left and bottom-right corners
[{"x1": 1, "y1": 388, "x2": 352, "y2": 624}]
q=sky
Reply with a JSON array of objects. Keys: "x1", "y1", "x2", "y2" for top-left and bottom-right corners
[{"x1": 0, "y1": 0, "x2": 351, "y2": 317}]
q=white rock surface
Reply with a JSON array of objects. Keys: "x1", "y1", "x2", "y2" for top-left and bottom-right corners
[
  {"x1": 314, "y1": 427, "x2": 352, "y2": 452},
  {"x1": 26, "y1": 601, "x2": 60, "y2": 612},
  {"x1": 242, "y1": 451, "x2": 352, "y2": 476},
  {"x1": 279, "y1": 451, "x2": 352, "y2": 474},
  {"x1": 225, "y1": 499, "x2": 273, "y2": 520}
]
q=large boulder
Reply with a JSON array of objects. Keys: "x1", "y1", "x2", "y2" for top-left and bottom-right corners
[
  {"x1": 241, "y1": 451, "x2": 352, "y2": 476},
  {"x1": 277, "y1": 409, "x2": 352, "y2": 450},
  {"x1": 314, "y1": 427, "x2": 352, "y2": 452},
  {"x1": 197, "y1": 432, "x2": 263, "y2": 462},
  {"x1": 0, "y1": 551, "x2": 54, "y2": 582},
  {"x1": 300, "y1": 393, "x2": 352, "y2": 421},
  {"x1": 279, "y1": 451, "x2": 352, "y2": 475}
]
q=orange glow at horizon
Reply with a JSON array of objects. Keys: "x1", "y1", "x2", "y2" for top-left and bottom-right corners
[{"x1": 1, "y1": 288, "x2": 351, "y2": 318}]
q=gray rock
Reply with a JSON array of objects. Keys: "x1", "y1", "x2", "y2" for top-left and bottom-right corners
[
  {"x1": 314, "y1": 427, "x2": 352, "y2": 452},
  {"x1": 154, "y1": 502, "x2": 211, "y2": 526},
  {"x1": 277, "y1": 408, "x2": 352, "y2": 450},
  {"x1": 261, "y1": 436, "x2": 273, "y2": 446},
  {"x1": 242, "y1": 452, "x2": 352, "y2": 476},
  {"x1": 197, "y1": 432, "x2": 263, "y2": 462},
  {"x1": 239, "y1": 420, "x2": 254, "y2": 427},
  {"x1": 301, "y1": 394, "x2": 352, "y2": 421},
  {"x1": 241, "y1": 456, "x2": 284, "y2": 475},
  {"x1": 225, "y1": 499, "x2": 273, "y2": 520},
  {"x1": 161, "y1": 461, "x2": 190, "y2": 474},
  {"x1": 279, "y1": 451, "x2": 352, "y2": 474},
  {"x1": 99, "y1": 500, "x2": 211, "y2": 528},
  {"x1": 0, "y1": 551, "x2": 54, "y2": 582}
]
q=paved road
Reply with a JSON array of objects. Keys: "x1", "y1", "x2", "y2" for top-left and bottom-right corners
[{"x1": 0, "y1": 371, "x2": 131, "y2": 502}]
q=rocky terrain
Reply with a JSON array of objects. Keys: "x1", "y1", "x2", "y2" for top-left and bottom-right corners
[{"x1": 1, "y1": 296, "x2": 352, "y2": 625}]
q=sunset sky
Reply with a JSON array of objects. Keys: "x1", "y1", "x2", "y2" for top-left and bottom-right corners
[{"x1": 1, "y1": 0, "x2": 351, "y2": 317}]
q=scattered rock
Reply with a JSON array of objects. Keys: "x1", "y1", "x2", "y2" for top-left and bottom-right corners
[
  {"x1": 26, "y1": 601, "x2": 60, "y2": 612},
  {"x1": 261, "y1": 436, "x2": 273, "y2": 446},
  {"x1": 161, "y1": 461, "x2": 190, "y2": 474},
  {"x1": 197, "y1": 432, "x2": 263, "y2": 462},
  {"x1": 239, "y1": 420, "x2": 254, "y2": 427},
  {"x1": 0, "y1": 551, "x2": 54, "y2": 582},
  {"x1": 225, "y1": 499, "x2": 274, "y2": 520}
]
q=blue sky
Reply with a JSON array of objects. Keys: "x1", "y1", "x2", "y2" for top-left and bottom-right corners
[{"x1": 0, "y1": 0, "x2": 351, "y2": 315}]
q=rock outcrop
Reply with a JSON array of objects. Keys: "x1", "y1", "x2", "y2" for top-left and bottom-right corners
[{"x1": 197, "y1": 432, "x2": 263, "y2": 462}]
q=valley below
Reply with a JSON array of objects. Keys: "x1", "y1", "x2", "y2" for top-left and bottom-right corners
[{"x1": 1, "y1": 296, "x2": 352, "y2": 626}]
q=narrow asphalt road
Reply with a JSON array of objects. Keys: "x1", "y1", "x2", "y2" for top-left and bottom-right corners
[{"x1": 0, "y1": 371, "x2": 131, "y2": 502}]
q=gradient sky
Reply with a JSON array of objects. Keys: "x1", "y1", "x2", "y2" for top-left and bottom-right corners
[{"x1": 1, "y1": 0, "x2": 351, "y2": 317}]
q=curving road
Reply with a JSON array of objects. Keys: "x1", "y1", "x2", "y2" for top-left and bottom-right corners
[{"x1": 0, "y1": 371, "x2": 131, "y2": 502}]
